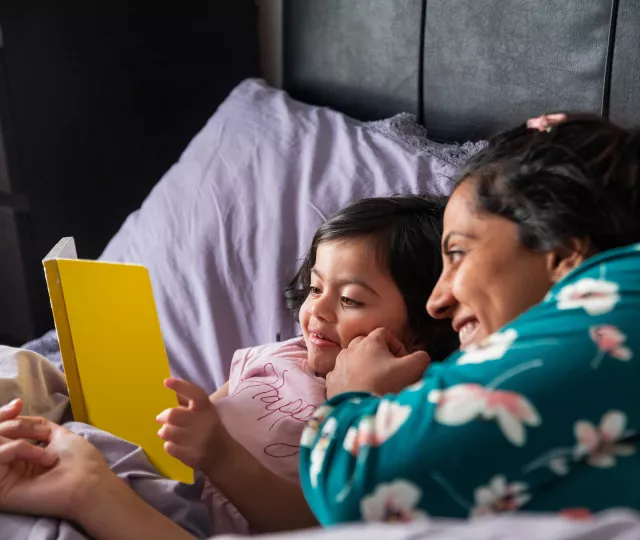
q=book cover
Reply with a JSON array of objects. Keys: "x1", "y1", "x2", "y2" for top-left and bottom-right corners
[{"x1": 43, "y1": 238, "x2": 193, "y2": 484}]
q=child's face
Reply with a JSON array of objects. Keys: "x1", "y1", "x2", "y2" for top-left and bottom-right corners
[{"x1": 299, "y1": 238, "x2": 411, "y2": 377}]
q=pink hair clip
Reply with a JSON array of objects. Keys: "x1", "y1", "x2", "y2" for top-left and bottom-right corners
[{"x1": 526, "y1": 113, "x2": 567, "y2": 132}]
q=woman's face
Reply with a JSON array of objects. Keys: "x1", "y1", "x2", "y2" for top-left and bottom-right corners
[{"x1": 426, "y1": 179, "x2": 557, "y2": 349}]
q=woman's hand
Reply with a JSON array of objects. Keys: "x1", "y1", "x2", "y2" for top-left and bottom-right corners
[
  {"x1": 156, "y1": 378, "x2": 232, "y2": 471},
  {"x1": 325, "y1": 328, "x2": 431, "y2": 399},
  {"x1": 0, "y1": 399, "x2": 109, "y2": 521}
]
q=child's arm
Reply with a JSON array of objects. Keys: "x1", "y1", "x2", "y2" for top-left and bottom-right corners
[
  {"x1": 156, "y1": 378, "x2": 317, "y2": 532},
  {"x1": 202, "y1": 434, "x2": 318, "y2": 532},
  {"x1": 209, "y1": 380, "x2": 229, "y2": 402}
]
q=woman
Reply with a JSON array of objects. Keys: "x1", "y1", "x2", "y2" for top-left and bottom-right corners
[
  {"x1": 1, "y1": 113, "x2": 639, "y2": 537},
  {"x1": 303, "y1": 113, "x2": 640, "y2": 522}
]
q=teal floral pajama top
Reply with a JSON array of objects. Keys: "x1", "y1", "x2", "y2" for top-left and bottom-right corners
[{"x1": 299, "y1": 243, "x2": 640, "y2": 523}]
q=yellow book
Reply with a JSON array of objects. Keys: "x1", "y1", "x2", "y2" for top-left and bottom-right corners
[{"x1": 43, "y1": 237, "x2": 193, "y2": 484}]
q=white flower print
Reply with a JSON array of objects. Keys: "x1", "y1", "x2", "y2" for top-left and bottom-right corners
[
  {"x1": 360, "y1": 480, "x2": 428, "y2": 523},
  {"x1": 556, "y1": 278, "x2": 620, "y2": 316},
  {"x1": 300, "y1": 404, "x2": 333, "y2": 448},
  {"x1": 309, "y1": 417, "x2": 337, "y2": 487},
  {"x1": 457, "y1": 329, "x2": 518, "y2": 365},
  {"x1": 406, "y1": 380, "x2": 425, "y2": 392},
  {"x1": 428, "y1": 384, "x2": 541, "y2": 446},
  {"x1": 589, "y1": 325, "x2": 633, "y2": 368},
  {"x1": 471, "y1": 475, "x2": 530, "y2": 517},
  {"x1": 574, "y1": 411, "x2": 636, "y2": 468},
  {"x1": 343, "y1": 401, "x2": 412, "y2": 455},
  {"x1": 428, "y1": 384, "x2": 485, "y2": 425}
]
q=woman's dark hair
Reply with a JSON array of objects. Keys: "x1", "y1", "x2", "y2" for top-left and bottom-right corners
[
  {"x1": 285, "y1": 195, "x2": 458, "y2": 362},
  {"x1": 457, "y1": 114, "x2": 640, "y2": 253}
]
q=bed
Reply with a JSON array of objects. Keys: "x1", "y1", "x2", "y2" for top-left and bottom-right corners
[{"x1": 6, "y1": 0, "x2": 640, "y2": 538}]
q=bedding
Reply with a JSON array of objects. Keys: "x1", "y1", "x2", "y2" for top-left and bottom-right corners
[
  {"x1": 210, "y1": 510, "x2": 640, "y2": 540},
  {"x1": 84, "y1": 79, "x2": 485, "y2": 393},
  {"x1": 2, "y1": 344, "x2": 637, "y2": 540},
  {"x1": 0, "y1": 346, "x2": 211, "y2": 539},
  {"x1": 1, "y1": 349, "x2": 638, "y2": 539}
]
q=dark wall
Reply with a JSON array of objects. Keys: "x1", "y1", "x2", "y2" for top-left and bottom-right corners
[{"x1": 0, "y1": 2, "x2": 260, "y2": 343}]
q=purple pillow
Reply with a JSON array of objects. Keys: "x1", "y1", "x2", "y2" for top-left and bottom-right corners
[{"x1": 99, "y1": 79, "x2": 485, "y2": 392}]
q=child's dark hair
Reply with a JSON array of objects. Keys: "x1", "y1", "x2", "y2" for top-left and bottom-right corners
[
  {"x1": 458, "y1": 114, "x2": 640, "y2": 253},
  {"x1": 285, "y1": 195, "x2": 459, "y2": 361}
]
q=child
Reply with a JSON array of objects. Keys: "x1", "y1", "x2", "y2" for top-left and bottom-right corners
[{"x1": 156, "y1": 195, "x2": 458, "y2": 534}]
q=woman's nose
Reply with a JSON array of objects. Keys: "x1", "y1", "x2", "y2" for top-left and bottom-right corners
[{"x1": 426, "y1": 274, "x2": 456, "y2": 320}]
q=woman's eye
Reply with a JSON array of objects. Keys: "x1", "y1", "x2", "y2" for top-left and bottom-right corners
[
  {"x1": 309, "y1": 286, "x2": 321, "y2": 296},
  {"x1": 446, "y1": 250, "x2": 465, "y2": 264},
  {"x1": 340, "y1": 296, "x2": 362, "y2": 308}
]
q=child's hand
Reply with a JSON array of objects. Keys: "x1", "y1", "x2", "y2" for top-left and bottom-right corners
[{"x1": 156, "y1": 378, "x2": 229, "y2": 471}]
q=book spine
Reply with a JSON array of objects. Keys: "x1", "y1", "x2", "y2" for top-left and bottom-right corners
[{"x1": 43, "y1": 260, "x2": 89, "y2": 423}]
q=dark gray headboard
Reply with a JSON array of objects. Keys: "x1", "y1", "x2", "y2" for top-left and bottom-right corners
[{"x1": 283, "y1": 0, "x2": 639, "y2": 142}]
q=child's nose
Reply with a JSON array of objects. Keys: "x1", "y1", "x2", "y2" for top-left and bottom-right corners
[{"x1": 311, "y1": 296, "x2": 337, "y2": 323}]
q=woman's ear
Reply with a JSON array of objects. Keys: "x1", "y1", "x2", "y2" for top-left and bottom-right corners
[{"x1": 546, "y1": 237, "x2": 592, "y2": 283}]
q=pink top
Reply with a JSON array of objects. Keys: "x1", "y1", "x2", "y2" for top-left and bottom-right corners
[{"x1": 202, "y1": 338, "x2": 327, "y2": 533}]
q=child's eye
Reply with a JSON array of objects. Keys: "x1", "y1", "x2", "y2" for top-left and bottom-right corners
[
  {"x1": 340, "y1": 296, "x2": 363, "y2": 308},
  {"x1": 309, "y1": 286, "x2": 321, "y2": 296}
]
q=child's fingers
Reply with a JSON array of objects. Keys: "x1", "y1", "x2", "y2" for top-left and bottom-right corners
[
  {"x1": 155, "y1": 407, "x2": 193, "y2": 427},
  {"x1": 155, "y1": 408, "x2": 171, "y2": 424},
  {"x1": 157, "y1": 424, "x2": 192, "y2": 445},
  {"x1": 0, "y1": 399, "x2": 22, "y2": 422},
  {"x1": 164, "y1": 378, "x2": 210, "y2": 411},
  {"x1": 163, "y1": 441, "x2": 197, "y2": 470},
  {"x1": 163, "y1": 440, "x2": 187, "y2": 461},
  {"x1": 163, "y1": 380, "x2": 188, "y2": 406}
]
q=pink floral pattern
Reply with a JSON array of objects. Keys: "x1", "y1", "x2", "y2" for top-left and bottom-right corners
[
  {"x1": 471, "y1": 475, "x2": 530, "y2": 516},
  {"x1": 557, "y1": 278, "x2": 620, "y2": 315},
  {"x1": 343, "y1": 401, "x2": 411, "y2": 455},
  {"x1": 589, "y1": 325, "x2": 633, "y2": 368},
  {"x1": 428, "y1": 384, "x2": 541, "y2": 446},
  {"x1": 360, "y1": 480, "x2": 428, "y2": 522},
  {"x1": 523, "y1": 410, "x2": 636, "y2": 476},
  {"x1": 574, "y1": 411, "x2": 636, "y2": 468}
]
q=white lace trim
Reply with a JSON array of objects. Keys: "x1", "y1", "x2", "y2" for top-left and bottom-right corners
[{"x1": 364, "y1": 113, "x2": 488, "y2": 168}]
